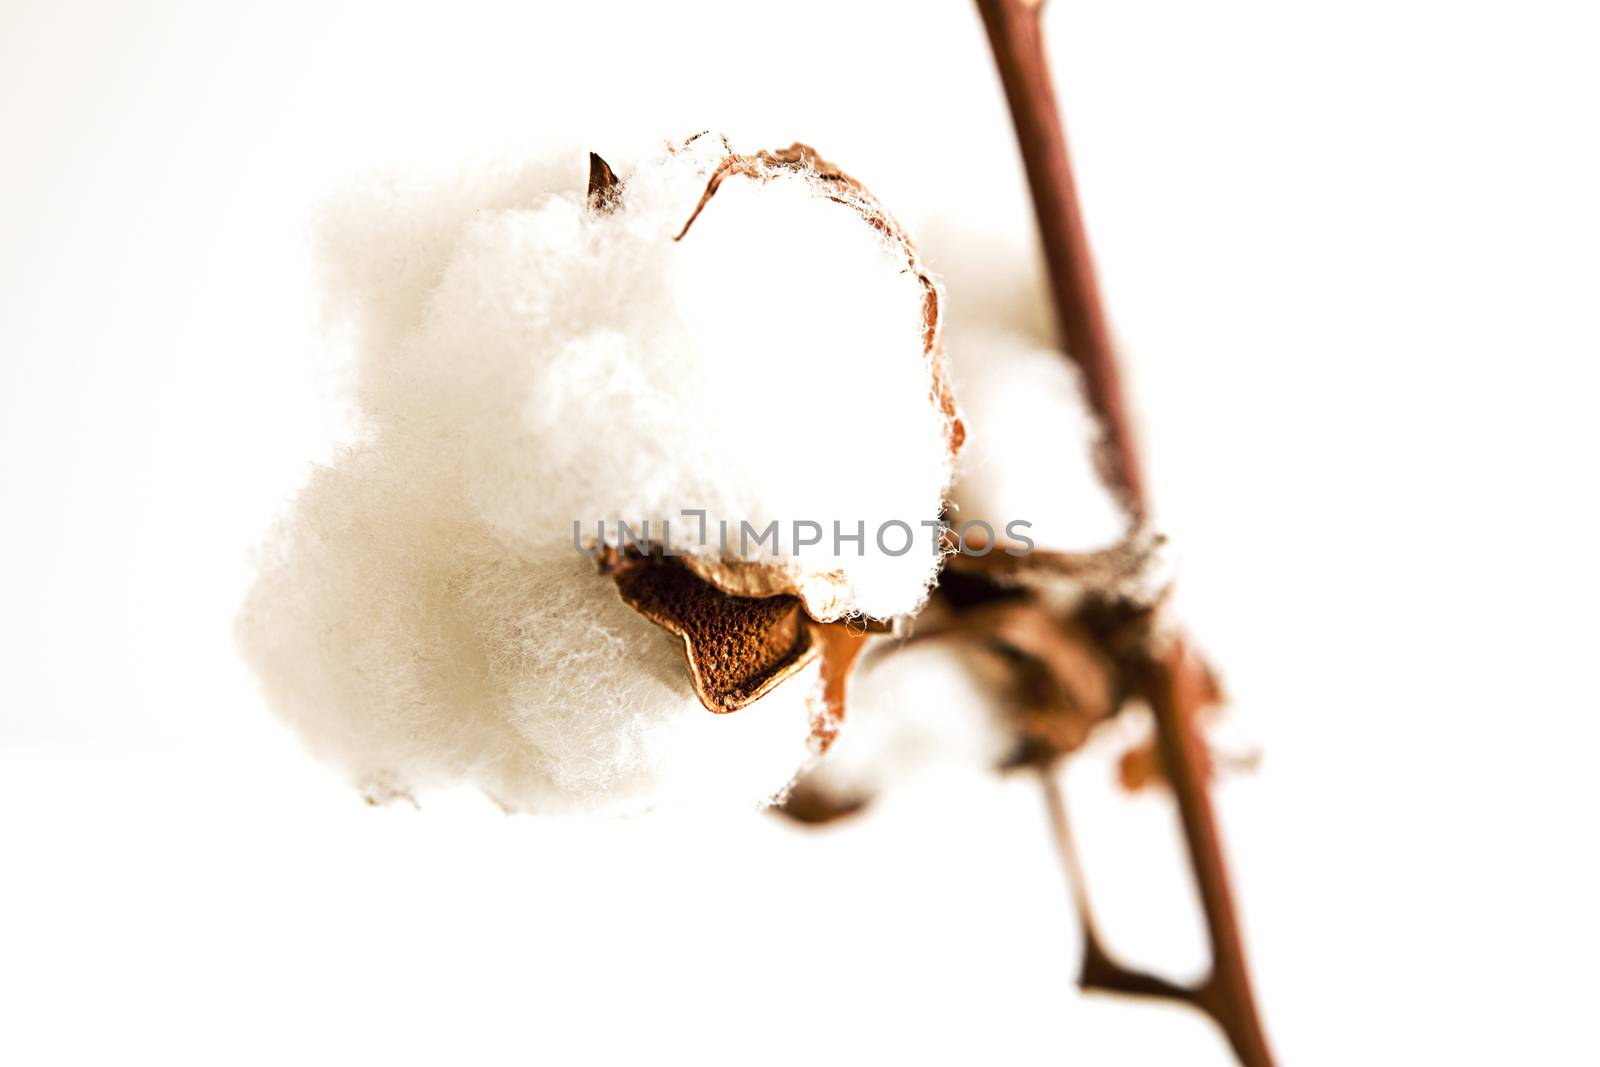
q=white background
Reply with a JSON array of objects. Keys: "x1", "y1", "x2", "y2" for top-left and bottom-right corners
[{"x1": 3, "y1": 0, "x2": 1597, "y2": 1063}]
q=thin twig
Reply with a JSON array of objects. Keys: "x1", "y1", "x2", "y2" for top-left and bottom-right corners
[
  {"x1": 975, "y1": 1, "x2": 1275, "y2": 1063},
  {"x1": 1039, "y1": 765, "x2": 1197, "y2": 1005}
]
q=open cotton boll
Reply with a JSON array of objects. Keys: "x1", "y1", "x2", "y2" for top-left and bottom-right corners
[
  {"x1": 242, "y1": 135, "x2": 959, "y2": 814},
  {"x1": 237, "y1": 445, "x2": 821, "y2": 815},
  {"x1": 918, "y1": 225, "x2": 1125, "y2": 552},
  {"x1": 339, "y1": 136, "x2": 955, "y2": 622},
  {"x1": 794, "y1": 640, "x2": 1018, "y2": 810}
]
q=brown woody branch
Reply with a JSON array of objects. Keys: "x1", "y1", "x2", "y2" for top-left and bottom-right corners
[
  {"x1": 1036, "y1": 647, "x2": 1274, "y2": 1067},
  {"x1": 1143, "y1": 639, "x2": 1275, "y2": 1067},
  {"x1": 974, "y1": 0, "x2": 1147, "y2": 523},
  {"x1": 975, "y1": 1, "x2": 1275, "y2": 1064}
]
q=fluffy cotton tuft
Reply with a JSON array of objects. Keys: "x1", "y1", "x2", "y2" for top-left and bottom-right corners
[
  {"x1": 240, "y1": 136, "x2": 956, "y2": 812},
  {"x1": 348, "y1": 136, "x2": 955, "y2": 620},
  {"x1": 947, "y1": 331, "x2": 1126, "y2": 551},
  {"x1": 794, "y1": 640, "x2": 1018, "y2": 808}
]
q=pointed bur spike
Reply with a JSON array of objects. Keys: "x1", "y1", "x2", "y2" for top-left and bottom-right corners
[{"x1": 588, "y1": 152, "x2": 622, "y2": 213}]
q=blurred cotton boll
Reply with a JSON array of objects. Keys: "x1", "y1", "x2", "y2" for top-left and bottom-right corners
[
  {"x1": 792, "y1": 640, "x2": 1018, "y2": 812},
  {"x1": 922, "y1": 227, "x2": 1126, "y2": 552},
  {"x1": 948, "y1": 331, "x2": 1126, "y2": 551}
]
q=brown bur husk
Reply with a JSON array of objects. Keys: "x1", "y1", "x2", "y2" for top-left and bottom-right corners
[
  {"x1": 598, "y1": 545, "x2": 816, "y2": 712},
  {"x1": 584, "y1": 139, "x2": 961, "y2": 749},
  {"x1": 934, "y1": 537, "x2": 1200, "y2": 773},
  {"x1": 597, "y1": 546, "x2": 880, "y2": 753}
]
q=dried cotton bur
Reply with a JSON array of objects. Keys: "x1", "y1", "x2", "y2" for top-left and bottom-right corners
[{"x1": 238, "y1": 134, "x2": 961, "y2": 814}]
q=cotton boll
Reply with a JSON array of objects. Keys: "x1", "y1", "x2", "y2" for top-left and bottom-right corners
[
  {"x1": 795, "y1": 640, "x2": 1018, "y2": 809},
  {"x1": 237, "y1": 446, "x2": 819, "y2": 814},
  {"x1": 340, "y1": 137, "x2": 954, "y2": 621},
  {"x1": 243, "y1": 135, "x2": 958, "y2": 814}
]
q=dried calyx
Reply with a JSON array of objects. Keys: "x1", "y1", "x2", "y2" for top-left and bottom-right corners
[
  {"x1": 595, "y1": 546, "x2": 881, "y2": 752},
  {"x1": 937, "y1": 532, "x2": 1177, "y2": 767},
  {"x1": 778, "y1": 528, "x2": 1229, "y2": 824}
]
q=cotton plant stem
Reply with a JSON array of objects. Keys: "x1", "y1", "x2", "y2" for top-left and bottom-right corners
[
  {"x1": 975, "y1": 1, "x2": 1275, "y2": 1064},
  {"x1": 973, "y1": 0, "x2": 1147, "y2": 521}
]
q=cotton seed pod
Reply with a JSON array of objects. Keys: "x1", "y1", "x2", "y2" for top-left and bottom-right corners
[{"x1": 238, "y1": 135, "x2": 959, "y2": 813}]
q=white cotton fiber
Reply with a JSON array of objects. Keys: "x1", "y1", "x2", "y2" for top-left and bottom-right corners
[
  {"x1": 317, "y1": 155, "x2": 587, "y2": 361},
  {"x1": 241, "y1": 135, "x2": 955, "y2": 812},
  {"x1": 920, "y1": 227, "x2": 1127, "y2": 552},
  {"x1": 349, "y1": 136, "x2": 955, "y2": 621},
  {"x1": 795, "y1": 639, "x2": 1017, "y2": 808},
  {"x1": 238, "y1": 446, "x2": 821, "y2": 814}
]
